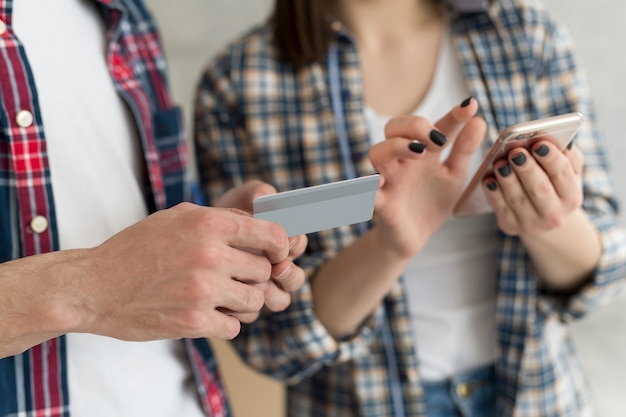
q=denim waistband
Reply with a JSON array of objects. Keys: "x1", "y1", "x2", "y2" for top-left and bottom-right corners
[{"x1": 421, "y1": 364, "x2": 496, "y2": 417}]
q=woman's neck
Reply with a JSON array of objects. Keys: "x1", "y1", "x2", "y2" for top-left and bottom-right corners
[
  {"x1": 336, "y1": 0, "x2": 445, "y2": 117},
  {"x1": 337, "y1": 0, "x2": 441, "y2": 50}
]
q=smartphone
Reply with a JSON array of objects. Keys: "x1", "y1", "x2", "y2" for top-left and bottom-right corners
[
  {"x1": 453, "y1": 112, "x2": 584, "y2": 218},
  {"x1": 253, "y1": 174, "x2": 380, "y2": 237}
]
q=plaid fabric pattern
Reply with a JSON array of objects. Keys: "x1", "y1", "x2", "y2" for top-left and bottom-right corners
[
  {"x1": 0, "y1": 1, "x2": 227, "y2": 416},
  {"x1": 194, "y1": 0, "x2": 626, "y2": 416}
]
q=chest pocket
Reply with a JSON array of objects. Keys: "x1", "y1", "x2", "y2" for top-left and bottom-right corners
[{"x1": 152, "y1": 106, "x2": 188, "y2": 208}]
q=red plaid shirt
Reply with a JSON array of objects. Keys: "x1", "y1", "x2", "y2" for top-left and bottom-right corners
[{"x1": 0, "y1": 1, "x2": 228, "y2": 416}]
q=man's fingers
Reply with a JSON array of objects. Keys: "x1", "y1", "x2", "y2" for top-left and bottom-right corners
[
  {"x1": 287, "y1": 235, "x2": 308, "y2": 259},
  {"x1": 203, "y1": 209, "x2": 289, "y2": 264},
  {"x1": 229, "y1": 311, "x2": 261, "y2": 324},
  {"x1": 204, "y1": 310, "x2": 243, "y2": 340},
  {"x1": 263, "y1": 280, "x2": 292, "y2": 313},
  {"x1": 271, "y1": 260, "x2": 306, "y2": 292},
  {"x1": 217, "y1": 280, "x2": 266, "y2": 314}
]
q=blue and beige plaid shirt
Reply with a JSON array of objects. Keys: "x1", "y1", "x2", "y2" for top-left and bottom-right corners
[{"x1": 194, "y1": 0, "x2": 626, "y2": 415}]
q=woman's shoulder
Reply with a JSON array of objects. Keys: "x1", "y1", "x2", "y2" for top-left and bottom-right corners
[
  {"x1": 198, "y1": 21, "x2": 301, "y2": 100},
  {"x1": 491, "y1": 0, "x2": 562, "y2": 32},
  {"x1": 207, "y1": 21, "x2": 282, "y2": 73}
]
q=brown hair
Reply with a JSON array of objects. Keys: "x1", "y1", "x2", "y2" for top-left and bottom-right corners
[
  {"x1": 270, "y1": 0, "x2": 335, "y2": 70},
  {"x1": 270, "y1": 0, "x2": 453, "y2": 70}
]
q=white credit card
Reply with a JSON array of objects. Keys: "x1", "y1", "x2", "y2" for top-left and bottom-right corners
[{"x1": 253, "y1": 175, "x2": 380, "y2": 237}]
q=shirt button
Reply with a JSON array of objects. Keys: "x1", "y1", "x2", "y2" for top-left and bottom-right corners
[
  {"x1": 0, "y1": 20, "x2": 7, "y2": 36},
  {"x1": 455, "y1": 382, "x2": 472, "y2": 399},
  {"x1": 30, "y1": 215, "x2": 49, "y2": 233},
  {"x1": 16, "y1": 110, "x2": 34, "y2": 128}
]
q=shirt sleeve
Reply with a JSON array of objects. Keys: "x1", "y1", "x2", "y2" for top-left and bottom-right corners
[{"x1": 527, "y1": 7, "x2": 626, "y2": 321}]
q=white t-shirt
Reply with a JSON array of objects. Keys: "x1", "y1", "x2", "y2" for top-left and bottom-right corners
[
  {"x1": 12, "y1": 0, "x2": 205, "y2": 415},
  {"x1": 364, "y1": 29, "x2": 498, "y2": 381}
]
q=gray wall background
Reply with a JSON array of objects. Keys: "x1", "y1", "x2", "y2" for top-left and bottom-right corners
[{"x1": 144, "y1": 1, "x2": 626, "y2": 416}]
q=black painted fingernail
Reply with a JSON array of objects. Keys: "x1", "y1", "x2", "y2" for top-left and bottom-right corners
[
  {"x1": 567, "y1": 141, "x2": 574, "y2": 150},
  {"x1": 408, "y1": 141, "x2": 426, "y2": 153},
  {"x1": 460, "y1": 96, "x2": 474, "y2": 107},
  {"x1": 429, "y1": 129, "x2": 447, "y2": 147},
  {"x1": 498, "y1": 164, "x2": 511, "y2": 177},
  {"x1": 486, "y1": 182, "x2": 497, "y2": 191},
  {"x1": 512, "y1": 152, "x2": 526, "y2": 166},
  {"x1": 534, "y1": 144, "x2": 549, "y2": 157}
]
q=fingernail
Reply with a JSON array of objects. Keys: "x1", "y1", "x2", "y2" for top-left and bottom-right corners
[
  {"x1": 460, "y1": 96, "x2": 474, "y2": 107},
  {"x1": 567, "y1": 141, "x2": 574, "y2": 150},
  {"x1": 534, "y1": 144, "x2": 549, "y2": 157},
  {"x1": 273, "y1": 264, "x2": 293, "y2": 281},
  {"x1": 289, "y1": 237, "x2": 297, "y2": 248},
  {"x1": 512, "y1": 152, "x2": 526, "y2": 166},
  {"x1": 498, "y1": 164, "x2": 511, "y2": 177},
  {"x1": 408, "y1": 141, "x2": 426, "y2": 153},
  {"x1": 429, "y1": 130, "x2": 447, "y2": 147},
  {"x1": 486, "y1": 182, "x2": 497, "y2": 191}
]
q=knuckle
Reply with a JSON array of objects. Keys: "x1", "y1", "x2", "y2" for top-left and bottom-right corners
[
  {"x1": 177, "y1": 309, "x2": 208, "y2": 335},
  {"x1": 176, "y1": 201, "x2": 196, "y2": 210},
  {"x1": 188, "y1": 276, "x2": 215, "y2": 306},
  {"x1": 507, "y1": 194, "x2": 529, "y2": 210},
  {"x1": 244, "y1": 286, "x2": 265, "y2": 312},
  {"x1": 196, "y1": 244, "x2": 225, "y2": 269},
  {"x1": 267, "y1": 223, "x2": 288, "y2": 253},
  {"x1": 544, "y1": 211, "x2": 564, "y2": 230},
  {"x1": 199, "y1": 210, "x2": 239, "y2": 236},
  {"x1": 527, "y1": 182, "x2": 551, "y2": 201},
  {"x1": 408, "y1": 116, "x2": 427, "y2": 131},
  {"x1": 257, "y1": 259, "x2": 273, "y2": 282}
]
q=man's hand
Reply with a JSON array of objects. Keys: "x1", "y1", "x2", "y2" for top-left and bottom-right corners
[
  {"x1": 0, "y1": 201, "x2": 299, "y2": 357},
  {"x1": 82, "y1": 202, "x2": 294, "y2": 341},
  {"x1": 216, "y1": 180, "x2": 308, "y2": 323}
]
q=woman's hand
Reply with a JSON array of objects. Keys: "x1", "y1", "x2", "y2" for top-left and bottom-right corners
[
  {"x1": 368, "y1": 98, "x2": 486, "y2": 258},
  {"x1": 482, "y1": 141, "x2": 601, "y2": 291},
  {"x1": 482, "y1": 141, "x2": 584, "y2": 236}
]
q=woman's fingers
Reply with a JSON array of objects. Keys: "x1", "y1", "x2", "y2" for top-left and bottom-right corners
[
  {"x1": 433, "y1": 96, "x2": 480, "y2": 139},
  {"x1": 382, "y1": 116, "x2": 448, "y2": 159},
  {"x1": 444, "y1": 116, "x2": 487, "y2": 176},
  {"x1": 483, "y1": 141, "x2": 584, "y2": 235}
]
